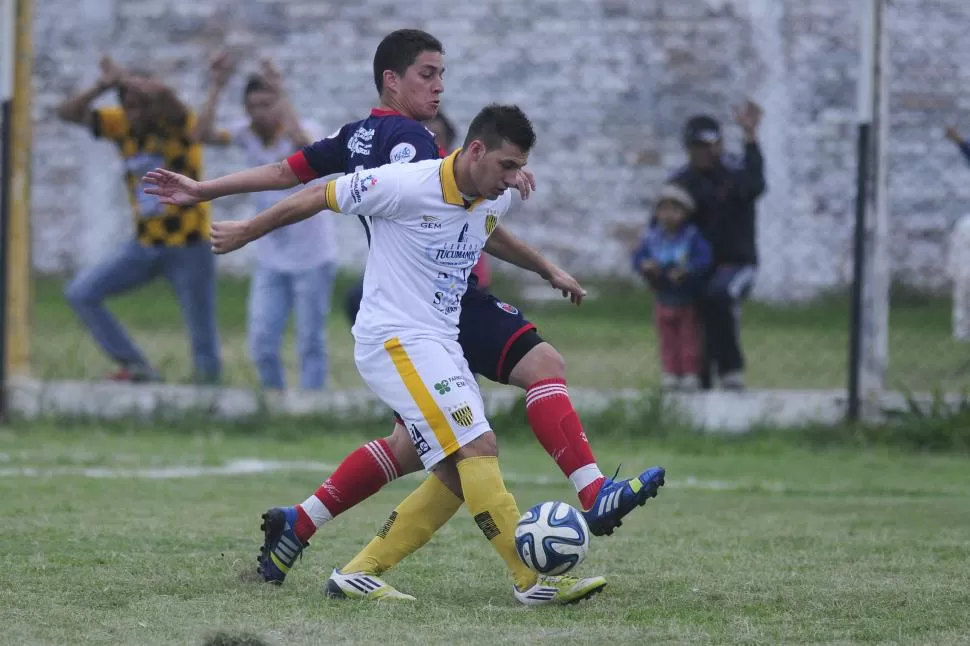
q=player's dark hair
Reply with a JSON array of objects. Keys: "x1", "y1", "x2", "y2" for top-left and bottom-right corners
[
  {"x1": 243, "y1": 74, "x2": 274, "y2": 101},
  {"x1": 373, "y1": 29, "x2": 444, "y2": 94},
  {"x1": 463, "y1": 104, "x2": 536, "y2": 153},
  {"x1": 429, "y1": 110, "x2": 457, "y2": 149}
]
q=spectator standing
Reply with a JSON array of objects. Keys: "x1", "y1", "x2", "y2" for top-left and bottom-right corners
[
  {"x1": 670, "y1": 101, "x2": 766, "y2": 390},
  {"x1": 633, "y1": 184, "x2": 712, "y2": 390},
  {"x1": 58, "y1": 56, "x2": 223, "y2": 384},
  {"x1": 197, "y1": 60, "x2": 335, "y2": 391}
]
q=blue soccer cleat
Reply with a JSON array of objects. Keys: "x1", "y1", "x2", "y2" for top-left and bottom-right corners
[
  {"x1": 583, "y1": 466, "x2": 666, "y2": 537},
  {"x1": 256, "y1": 507, "x2": 307, "y2": 585}
]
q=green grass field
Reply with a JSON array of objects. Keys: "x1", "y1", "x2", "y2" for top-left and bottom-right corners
[
  {"x1": 1, "y1": 422, "x2": 968, "y2": 645},
  {"x1": 29, "y1": 273, "x2": 970, "y2": 392}
]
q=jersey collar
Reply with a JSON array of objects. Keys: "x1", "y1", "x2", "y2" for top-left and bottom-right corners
[
  {"x1": 370, "y1": 108, "x2": 403, "y2": 117},
  {"x1": 439, "y1": 148, "x2": 483, "y2": 210}
]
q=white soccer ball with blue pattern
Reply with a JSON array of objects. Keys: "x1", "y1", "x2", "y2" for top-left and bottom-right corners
[{"x1": 514, "y1": 501, "x2": 590, "y2": 575}]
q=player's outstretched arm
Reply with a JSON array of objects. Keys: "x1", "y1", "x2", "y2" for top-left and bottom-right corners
[
  {"x1": 211, "y1": 183, "x2": 330, "y2": 254},
  {"x1": 484, "y1": 225, "x2": 587, "y2": 305},
  {"x1": 143, "y1": 160, "x2": 301, "y2": 206}
]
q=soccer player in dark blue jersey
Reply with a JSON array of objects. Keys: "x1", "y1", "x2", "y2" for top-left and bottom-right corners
[{"x1": 144, "y1": 29, "x2": 665, "y2": 587}]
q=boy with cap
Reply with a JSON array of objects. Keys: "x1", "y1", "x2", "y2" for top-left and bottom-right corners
[{"x1": 633, "y1": 183, "x2": 713, "y2": 390}]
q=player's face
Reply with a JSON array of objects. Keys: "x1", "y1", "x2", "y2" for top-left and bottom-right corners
[
  {"x1": 393, "y1": 51, "x2": 444, "y2": 122},
  {"x1": 468, "y1": 139, "x2": 529, "y2": 200},
  {"x1": 656, "y1": 200, "x2": 688, "y2": 231},
  {"x1": 120, "y1": 76, "x2": 154, "y2": 132},
  {"x1": 687, "y1": 140, "x2": 723, "y2": 170},
  {"x1": 245, "y1": 89, "x2": 281, "y2": 134}
]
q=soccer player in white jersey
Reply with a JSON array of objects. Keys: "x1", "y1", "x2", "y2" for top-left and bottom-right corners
[
  {"x1": 210, "y1": 104, "x2": 607, "y2": 605},
  {"x1": 144, "y1": 29, "x2": 664, "y2": 592}
]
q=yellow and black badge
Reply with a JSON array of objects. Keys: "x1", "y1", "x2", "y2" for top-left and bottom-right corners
[{"x1": 449, "y1": 403, "x2": 475, "y2": 428}]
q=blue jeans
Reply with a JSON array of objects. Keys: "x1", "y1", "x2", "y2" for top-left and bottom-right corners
[
  {"x1": 247, "y1": 263, "x2": 336, "y2": 390},
  {"x1": 64, "y1": 239, "x2": 221, "y2": 382}
]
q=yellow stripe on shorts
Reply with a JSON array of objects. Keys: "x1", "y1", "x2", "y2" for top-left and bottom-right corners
[{"x1": 384, "y1": 337, "x2": 459, "y2": 456}]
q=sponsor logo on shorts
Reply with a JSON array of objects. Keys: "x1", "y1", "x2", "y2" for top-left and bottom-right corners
[
  {"x1": 409, "y1": 424, "x2": 432, "y2": 457},
  {"x1": 448, "y1": 402, "x2": 475, "y2": 428},
  {"x1": 496, "y1": 301, "x2": 519, "y2": 315}
]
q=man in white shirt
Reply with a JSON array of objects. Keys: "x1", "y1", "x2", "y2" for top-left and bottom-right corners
[
  {"x1": 199, "y1": 61, "x2": 337, "y2": 390},
  {"x1": 208, "y1": 104, "x2": 607, "y2": 606}
]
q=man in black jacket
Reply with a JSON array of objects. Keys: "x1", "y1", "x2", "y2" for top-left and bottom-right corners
[{"x1": 669, "y1": 102, "x2": 766, "y2": 390}]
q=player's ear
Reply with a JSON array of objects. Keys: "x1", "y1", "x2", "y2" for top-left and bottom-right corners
[
  {"x1": 468, "y1": 139, "x2": 486, "y2": 161},
  {"x1": 382, "y1": 69, "x2": 399, "y2": 95}
]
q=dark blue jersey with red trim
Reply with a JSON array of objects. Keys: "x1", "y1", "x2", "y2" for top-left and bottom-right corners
[{"x1": 286, "y1": 108, "x2": 439, "y2": 183}]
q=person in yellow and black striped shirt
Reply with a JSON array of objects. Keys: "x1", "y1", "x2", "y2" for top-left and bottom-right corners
[{"x1": 57, "y1": 55, "x2": 232, "y2": 383}]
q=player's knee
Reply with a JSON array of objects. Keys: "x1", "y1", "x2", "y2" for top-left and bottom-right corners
[
  {"x1": 64, "y1": 276, "x2": 94, "y2": 308},
  {"x1": 454, "y1": 430, "x2": 498, "y2": 460},
  {"x1": 508, "y1": 342, "x2": 566, "y2": 388},
  {"x1": 386, "y1": 423, "x2": 423, "y2": 475}
]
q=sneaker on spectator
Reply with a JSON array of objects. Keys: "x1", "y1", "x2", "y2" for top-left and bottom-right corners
[
  {"x1": 679, "y1": 374, "x2": 700, "y2": 391},
  {"x1": 721, "y1": 371, "x2": 746, "y2": 391},
  {"x1": 660, "y1": 373, "x2": 680, "y2": 390}
]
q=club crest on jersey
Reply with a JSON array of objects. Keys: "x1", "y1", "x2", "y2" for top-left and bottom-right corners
[
  {"x1": 347, "y1": 126, "x2": 375, "y2": 156},
  {"x1": 484, "y1": 213, "x2": 498, "y2": 236},
  {"x1": 496, "y1": 301, "x2": 519, "y2": 315},
  {"x1": 448, "y1": 403, "x2": 475, "y2": 428}
]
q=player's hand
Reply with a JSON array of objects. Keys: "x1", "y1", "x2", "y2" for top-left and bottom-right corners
[
  {"x1": 259, "y1": 59, "x2": 284, "y2": 94},
  {"x1": 211, "y1": 220, "x2": 255, "y2": 255},
  {"x1": 734, "y1": 99, "x2": 763, "y2": 137},
  {"x1": 946, "y1": 126, "x2": 964, "y2": 144},
  {"x1": 514, "y1": 167, "x2": 537, "y2": 201},
  {"x1": 97, "y1": 56, "x2": 124, "y2": 90},
  {"x1": 546, "y1": 266, "x2": 587, "y2": 306},
  {"x1": 640, "y1": 259, "x2": 660, "y2": 275},
  {"x1": 143, "y1": 168, "x2": 206, "y2": 206},
  {"x1": 668, "y1": 267, "x2": 687, "y2": 283},
  {"x1": 209, "y1": 49, "x2": 235, "y2": 88}
]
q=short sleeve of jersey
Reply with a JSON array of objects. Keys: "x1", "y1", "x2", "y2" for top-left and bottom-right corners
[
  {"x1": 91, "y1": 107, "x2": 130, "y2": 141},
  {"x1": 287, "y1": 126, "x2": 346, "y2": 184},
  {"x1": 387, "y1": 121, "x2": 439, "y2": 164},
  {"x1": 324, "y1": 165, "x2": 403, "y2": 219}
]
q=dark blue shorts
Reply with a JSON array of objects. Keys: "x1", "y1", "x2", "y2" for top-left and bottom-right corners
[{"x1": 458, "y1": 285, "x2": 538, "y2": 384}]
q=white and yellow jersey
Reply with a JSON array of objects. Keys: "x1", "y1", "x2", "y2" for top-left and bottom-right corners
[{"x1": 323, "y1": 149, "x2": 511, "y2": 344}]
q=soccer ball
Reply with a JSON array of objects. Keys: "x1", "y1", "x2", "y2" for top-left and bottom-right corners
[{"x1": 514, "y1": 501, "x2": 590, "y2": 575}]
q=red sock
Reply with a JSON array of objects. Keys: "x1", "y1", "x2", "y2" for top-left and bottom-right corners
[
  {"x1": 525, "y1": 379, "x2": 605, "y2": 510},
  {"x1": 294, "y1": 439, "x2": 401, "y2": 543}
]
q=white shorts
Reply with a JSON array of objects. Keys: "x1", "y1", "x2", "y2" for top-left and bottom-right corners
[{"x1": 355, "y1": 336, "x2": 492, "y2": 469}]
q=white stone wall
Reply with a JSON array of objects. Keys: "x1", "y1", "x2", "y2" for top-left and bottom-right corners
[{"x1": 28, "y1": 0, "x2": 970, "y2": 300}]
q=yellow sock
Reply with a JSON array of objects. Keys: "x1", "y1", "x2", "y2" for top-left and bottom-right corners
[
  {"x1": 457, "y1": 456, "x2": 538, "y2": 590},
  {"x1": 342, "y1": 475, "x2": 462, "y2": 575}
]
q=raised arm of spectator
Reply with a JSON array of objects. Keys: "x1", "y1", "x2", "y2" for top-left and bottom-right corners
[
  {"x1": 946, "y1": 126, "x2": 970, "y2": 165},
  {"x1": 734, "y1": 100, "x2": 767, "y2": 200},
  {"x1": 56, "y1": 56, "x2": 125, "y2": 128},
  {"x1": 191, "y1": 50, "x2": 235, "y2": 145},
  {"x1": 260, "y1": 59, "x2": 313, "y2": 149}
]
